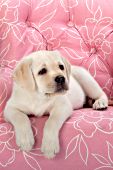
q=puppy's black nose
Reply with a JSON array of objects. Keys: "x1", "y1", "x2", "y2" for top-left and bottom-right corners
[{"x1": 55, "y1": 76, "x2": 65, "y2": 84}]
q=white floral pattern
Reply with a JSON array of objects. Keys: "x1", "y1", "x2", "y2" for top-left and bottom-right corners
[{"x1": 0, "y1": 0, "x2": 113, "y2": 169}]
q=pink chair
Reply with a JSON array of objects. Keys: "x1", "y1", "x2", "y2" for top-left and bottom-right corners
[{"x1": 0, "y1": 0, "x2": 113, "y2": 169}]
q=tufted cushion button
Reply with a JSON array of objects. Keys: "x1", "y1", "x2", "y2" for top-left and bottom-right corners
[
  {"x1": 26, "y1": 21, "x2": 31, "y2": 27},
  {"x1": 90, "y1": 47, "x2": 97, "y2": 54},
  {"x1": 67, "y1": 21, "x2": 74, "y2": 27},
  {"x1": 46, "y1": 42, "x2": 53, "y2": 50}
]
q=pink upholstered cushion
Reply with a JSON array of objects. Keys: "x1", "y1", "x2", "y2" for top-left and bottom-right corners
[{"x1": 0, "y1": 0, "x2": 113, "y2": 170}]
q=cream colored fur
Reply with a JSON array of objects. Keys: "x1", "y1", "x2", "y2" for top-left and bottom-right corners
[{"x1": 4, "y1": 50, "x2": 108, "y2": 159}]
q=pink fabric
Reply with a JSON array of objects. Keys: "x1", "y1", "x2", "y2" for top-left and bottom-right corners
[{"x1": 0, "y1": 0, "x2": 113, "y2": 169}]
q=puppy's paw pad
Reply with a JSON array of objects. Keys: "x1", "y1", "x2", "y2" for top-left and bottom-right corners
[
  {"x1": 93, "y1": 98, "x2": 108, "y2": 110},
  {"x1": 41, "y1": 137, "x2": 59, "y2": 159}
]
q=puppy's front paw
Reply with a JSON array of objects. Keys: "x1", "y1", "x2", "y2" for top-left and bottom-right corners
[
  {"x1": 41, "y1": 133, "x2": 60, "y2": 159},
  {"x1": 16, "y1": 127, "x2": 34, "y2": 152},
  {"x1": 93, "y1": 98, "x2": 108, "y2": 110}
]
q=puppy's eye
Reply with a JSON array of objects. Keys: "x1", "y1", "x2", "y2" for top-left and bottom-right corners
[
  {"x1": 38, "y1": 68, "x2": 47, "y2": 75},
  {"x1": 59, "y1": 64, "x2": 64, "y2": 70}
]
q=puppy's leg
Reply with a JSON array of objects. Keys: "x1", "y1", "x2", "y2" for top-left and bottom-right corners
[
  {"x1": 4, "y1": 106, "x2": 34, "y2": 151},
  {"x1": 71, "y1": 66, "x2": 108, "y2": 110},
  {"x1": 41, "y1": 97, "x2": 72, "y2": 159}
]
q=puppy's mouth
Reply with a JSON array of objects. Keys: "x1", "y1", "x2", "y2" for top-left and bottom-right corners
[{"x1": 45, "y1": 84, "x2": 68, "y2": 96}]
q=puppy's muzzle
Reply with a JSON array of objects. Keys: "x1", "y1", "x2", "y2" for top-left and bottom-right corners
[{"x1": 54, "y1": 75, "x2": 68, "y2": 92}]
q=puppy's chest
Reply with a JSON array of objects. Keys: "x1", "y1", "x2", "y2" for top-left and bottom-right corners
[{"x1": 27, "y1": 97, "x2": 52, "y2": 116}]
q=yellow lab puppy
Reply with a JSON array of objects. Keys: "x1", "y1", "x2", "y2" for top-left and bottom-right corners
[{"x1": 4, "y1": 50, "x2": 108, "y2": 159}]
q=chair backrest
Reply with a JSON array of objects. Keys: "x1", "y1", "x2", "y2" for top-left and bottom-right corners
[{"x1": 0, "y1": 0, "x2": 113, "y2": 99}]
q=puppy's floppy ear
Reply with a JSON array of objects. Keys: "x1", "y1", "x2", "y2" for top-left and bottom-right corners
[
  {"x1": 13, "y1": 57, "x2": 36, "y2": 91},
  {"x1": 62, "y1": 56, "x2": 71, "y2": 81}
]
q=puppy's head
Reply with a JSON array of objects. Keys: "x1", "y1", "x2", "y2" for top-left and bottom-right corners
[{"x1": 13, "y1": 50, "x2": 71, "y2": 96}]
